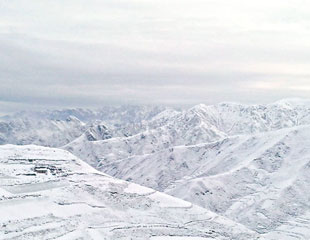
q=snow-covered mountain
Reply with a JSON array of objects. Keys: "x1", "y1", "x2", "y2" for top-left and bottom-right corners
[
  {"x1": 0, "y1": 106, "x2": 179, "y2": 147},
  {"x1": 0, "y1": 145, "x2": 259, "y2": 240},
  {"x1": 165, "y1": 125, "x2": 310, "y2": 238},
  {"x1": 2, "y1": 99, "x2": 309, "y2": 150},
  {"x1": 0, "y1": 105, "x2": 173, "y2": 124},
  {"x1": 64, "y1": 99, "x2": 310, "y2": 169},
  {"x1": 2, "y1": 99, "x2": 310, "y2": 239},
  {"x1": 66, "y1": 126, "x2": 310, "y2": 239},
  {"x1": 0, "y1": 116, "x2": 87, "y2": 147},
  {"x1": 61, "y1": 99, "x2": 310, "y2": 239}
]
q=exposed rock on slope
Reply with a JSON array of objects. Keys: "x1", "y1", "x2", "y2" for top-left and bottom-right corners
[{"x1": 84, "y1": 124, "x2": 113, "y2": 141}]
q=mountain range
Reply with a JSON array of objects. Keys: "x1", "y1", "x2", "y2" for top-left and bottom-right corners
[{"x1": 1, "y1": 98, "x2": 310, "y2": 239}]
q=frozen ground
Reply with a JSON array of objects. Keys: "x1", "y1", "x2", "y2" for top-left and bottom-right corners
[{"x1": 0, "y1": 145, "x2": 259, "y2": 240}]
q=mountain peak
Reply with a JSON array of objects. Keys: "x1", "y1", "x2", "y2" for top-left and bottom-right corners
[{"x1": 273, "y1": 98, "x2": 310, "y2": 107}]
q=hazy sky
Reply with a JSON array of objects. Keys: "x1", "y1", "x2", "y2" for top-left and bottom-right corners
[{"x1": 1, "y1": 0, "x2": 310, "y2": 114}]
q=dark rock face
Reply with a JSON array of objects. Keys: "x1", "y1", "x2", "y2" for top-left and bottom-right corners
[{"x1": 85, "y1": 124, "x2": 112, "y2": 141}]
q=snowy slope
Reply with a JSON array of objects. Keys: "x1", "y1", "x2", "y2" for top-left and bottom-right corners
[
  {"x1": 81, "y1": 124, "x2": 310, "y2": 239},
  {"x1": 164, "y1": 125, "x2": 310, "y2": 239},
  {"x1": 0, "y1": 145, "x2": 259, "y2": 240},
  {"x1": 85, "y1": 125, "x2": 310, "y2": 239},
  {"x1": 61, "y1": 100, "x2": 310, "y2": 239},
  {"x1": 2, "y1": 100, "x2": 310, "y2": 239}
]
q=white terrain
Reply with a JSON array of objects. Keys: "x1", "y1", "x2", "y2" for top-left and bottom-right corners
[
  {"x1": 1, "y1": 98, "x2": 310, "y2": 239},
  {"x1": 0, "y1": 145, "x2": 259, "y2": 239}
]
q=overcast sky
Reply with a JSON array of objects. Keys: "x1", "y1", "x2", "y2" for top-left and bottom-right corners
[{"x1": 1, "y1": 0, "x2": 310, "y2": 114}]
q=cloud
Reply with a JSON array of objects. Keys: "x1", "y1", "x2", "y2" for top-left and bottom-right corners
[{"x1": 0, "y1": 0, "x2": 310, "y2": 114}]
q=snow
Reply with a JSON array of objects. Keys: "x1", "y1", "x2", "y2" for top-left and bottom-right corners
[
  {"x1": 1, "y1": 99, "x2": 310, "y2": 239},
  {"x1": 164, "y1": 125, "x2": 310, "y2": 238},
  {"x1": 124, "y1": 183, "x2": 155, "y2": 195},
  {"x1": 151, "y1": 237, "x2": 214, "y2": 240},
  {"x1": 0, "y1": 188, "x2": 11, "y2": 196},
  {"x1": 149, "y1": 192, "x2": 192, "y2": 208},
  {"x1": 0, "y1": 145, "x2": 258, "y2": 240},
  {"x1": 60, "y1": 100, "x2": 310, "y2": 239}
]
